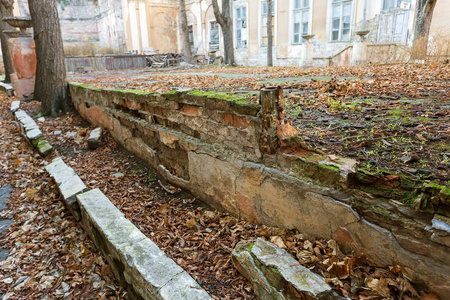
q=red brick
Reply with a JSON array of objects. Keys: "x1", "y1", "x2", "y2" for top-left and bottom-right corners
[{"x1": 181, "y1": 104, "x2": 200, "y2": 116}]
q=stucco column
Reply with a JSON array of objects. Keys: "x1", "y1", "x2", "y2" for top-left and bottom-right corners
[
  {"x1": 301, "y1": 34, "x2": 314, "y2": 68},
  {"x1": 134, "y1": 0, "x2": 143, "y2": 53},
  {"x1": 352, "y1": 30, "x2": 370, "y2": 65}
]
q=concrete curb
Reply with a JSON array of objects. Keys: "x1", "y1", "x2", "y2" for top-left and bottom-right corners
[
  {"x1": 0, "y1": 82, "x2": 15, "y2": 97},
  {"x1": 10, "y1": 102, "x2": 53, "y2": 156},
  {"x1": 45, "y1": 157, "x2": 88, "y2": 221},
  {"x1": 45, "y1": 158, "x2": 212, "y2": 300},
  {"x1": 78, "y1": 189, "x2": 212, "y2": 300}
]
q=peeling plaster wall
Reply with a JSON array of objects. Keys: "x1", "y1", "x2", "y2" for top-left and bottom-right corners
[
  {"x1": 13, "y1": 0, "x2": 128, "y2": 52},
  {"x1": 69, "y1": 83, "x2": 450, "y2": 299}
]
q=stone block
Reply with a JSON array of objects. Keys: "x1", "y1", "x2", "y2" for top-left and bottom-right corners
[
  {"x1": 46, "y1": 157, "x2": 88, "y2": 221},
  {"x1": 14, "y1": 109, "x2": 44, "y2": 143},
  {"x1": 180, "y1": 104, "x2": 201, "y2": 116},
  {"x1": 26, "y1": 128, "x2": 43, "y2": 140},
  {"x1": 77, "y1": 189, "x2": 212, "y2": 300},
  {"x1": 10, "y1": 101, "x2": 20, "y2": 113},
  {"x1": 0, "y1": 82, "x2": 15, "y2": 96},
  {"x1": 87, "y1": 127, "x2": 103, "y2": 149},
  {"x1": 233, "y1": 238, "x2": 341, "y2": 300},
  {"x1": 33, "y1": 139, "x2": 53, "y2": 156}
]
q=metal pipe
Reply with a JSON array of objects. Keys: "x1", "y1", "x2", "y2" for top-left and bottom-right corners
[{"x1": 362, "y1": 0, "x2": 367, "y2": 31}]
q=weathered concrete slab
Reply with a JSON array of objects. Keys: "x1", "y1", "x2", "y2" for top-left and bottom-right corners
[
  {"x1": 0, "y1": 82, "x2": 14, "y2": 96},
  {"x1": 77, "y1": 188, "x2": 212, "y2": 300},
  {"x1": 10, "y1": 101, "x2": 20, "y2": 113},
  {"x1": 45, "y1": 157, "x2": 87, "y2": 220},
  {"x1": 0, "y1": 185, "x2": 13, "y2": 211},
  {"x1": 0, "y1": 185, "x2": 13, "y2": 264},
  {"x1": 13, "y1": 109, "x2": 53, "y2": 155},
  {"x1": 87, "y1": 127, "x2": 103, "y2": 149},
  {"x1": 33, "y1": 139, "x2": 53, "y2": 156},
  {"x1": 233, "y1": 238, "x2": 344, "y2": 300}
]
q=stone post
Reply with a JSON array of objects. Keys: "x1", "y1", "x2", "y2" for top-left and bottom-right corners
[
  {"x1": 352, "y1": 30, "x2": 370, "y2": 65},
  {"x1": 259, "y1": 86, "x2": 285, "y2": 155},
  {"x1": 301, "y1": 34, "x2": 315, "y2": 68}
]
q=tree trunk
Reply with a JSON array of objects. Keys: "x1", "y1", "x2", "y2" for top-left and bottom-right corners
[
  {"x1": 267, "y1": 0, "x2": 273, "y2": 66},
  {"x1": 411, "y1": 0, "x2": 437, "y2": 60},
  {"x1": 179, "y1": 0, "x2": 192, "y2": 63},
  {"x1": 0, "y1": 1, "x2": 15, "y2": 83},
  {"x1": 211, "y1": 0, "x2": 235, "y2": 65},
  {"x1": 28, "y1": 0, "x2": 67, "y2": 116}
]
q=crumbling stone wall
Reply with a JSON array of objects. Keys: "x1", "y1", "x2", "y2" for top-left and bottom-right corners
[{"x1": 69, "y1": 83, "x2": 450, "y2": 299}]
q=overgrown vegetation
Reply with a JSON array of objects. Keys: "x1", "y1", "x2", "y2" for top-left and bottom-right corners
[{"x1": 64, "y1": 42, "x2": 119, "y2": 57}]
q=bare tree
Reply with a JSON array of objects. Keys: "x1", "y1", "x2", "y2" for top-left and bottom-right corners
[
  {"x1": 28, "y1": 0, "x2": 67, "y2": 115},
  {"x1": 267, "y1": 0, "x2": 273, "y2": 66},
  {"x1": 211, "y1": 0, "x2": 234, "y2": 65},
  {"x1": 179, "y1": 0, "x2": 192, "y2": 62},
  {"x1": 0, "y1": 0, "x2": 15, "y2": 83},
  {"x1": 411, "y1": 0, "x2": 438, "y2": 60}
]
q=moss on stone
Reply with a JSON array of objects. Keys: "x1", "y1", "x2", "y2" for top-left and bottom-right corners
[
  {"x1": 32, "y1": 138, "x2": 52, "y2": 156},
  {"x1": 292, "y1": 159, "x2": 341, "y2": 188},
  {"x1": 187, "y1": 90, "x2": 261, "y2": 111},
  {"x1": 320, "y1": 164, "x2": 340, "y2": 172}
]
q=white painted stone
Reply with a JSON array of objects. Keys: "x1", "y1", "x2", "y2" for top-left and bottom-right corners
[
  {"x1": 46, "y1": 157, "x2": 88, "y2": 221},
  {"x1": 251, "y1": 238, "x2": 333, "y2": 298},
  {"x1": 26, "y1": 128, "x2": 43, "y2": 140},
  {"x1": 10, "y1": 101, "x2": 20, "y2": 113},
  {"x1": 87, "y1": 127, "x2": 103, "y2": 149},
  {"x1": 77, "y1": 189, "x2": 212, "y2": 300},
  {"x1": 14, "y1": 109, "x2": 43, "y2": 141}
]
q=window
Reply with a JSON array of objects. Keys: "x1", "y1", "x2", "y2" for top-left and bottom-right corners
[
  {"x1": 331, "y1": 0, "x2": 352, "y2": 42},
  {"x1": 209, "y1": 21, "x2": 219, "y2": 51},
  {"x1": 261, "y1": 1, "x2": 275, "y2": 46},
  {"x1": 293, "y1": 0, "x2": 310, "y2": 44},
  {"x1": 188, "y1": 25, "x2": 194, "y2": 52},
  {"x1": 235, "y1": 6, "x2": 247, "y2": 48},
  {"x1": 383, "y1": 0, "x2": 411, "y2": 10}
]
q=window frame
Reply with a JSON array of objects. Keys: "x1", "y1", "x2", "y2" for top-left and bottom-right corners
[
  {"x1": 209, "y1": 20, "x2": 220, "y2": 51},
  {"x1": 292, "y1": 0, "x2": 311, "y2": 45},
  {"x1": 329, "y1": 0, "x2": 353, "y2": 42},
  {"x1": 188, "y1": 24, "x2": 194, "y2": 52},
  {"x1": 235, "y1": 5, "x2": 248, "y2": 48},
  {"x1": 260, "y1": 0, "x2": 275, "y2": 47}
]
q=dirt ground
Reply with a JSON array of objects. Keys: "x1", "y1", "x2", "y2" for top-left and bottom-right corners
[{"x1": 71, "y1": 63, "x2": 450, "y2": 187}]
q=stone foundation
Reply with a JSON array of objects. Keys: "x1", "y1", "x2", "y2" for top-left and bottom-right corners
[{"x1": 69, "y1": 83, "x2": 450, "y2": 298}]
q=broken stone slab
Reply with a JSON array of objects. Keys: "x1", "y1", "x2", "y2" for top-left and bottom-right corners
[
  {"x1": 32, "y1": 139, "x2": 53, "y2": 156},
  {"x1": 0, "y1": 82, "x2": 15, "y2": 96},
  {"x1": 10, "y1": 101, "x2": 20, "y2": 113},
  {"x1": 233, "y1": 238, "x2": 344, "y2": 300},
  {"x1": 45, "y1": 157, "x2": 88, "y2": 221},
  {"x1": 87, "y1": 127, "x2": 103, "y2": 149},
  {"x1": 14, "y1": 109, "x2": 43, "y2": 140},
  {"x1": 77, "y1": 189, "x2": 212, "y2": 300}
]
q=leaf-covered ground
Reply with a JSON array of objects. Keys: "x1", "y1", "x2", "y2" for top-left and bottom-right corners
[
  {"x1": 0, "y1": 95, "x2": 125, "y2": 299},
  {"x1": 71, "y1": 63, "x2": 450, "y2": 186},
  {"x1": 0, "y1": 87, "x2": 440, "y2": 299}
]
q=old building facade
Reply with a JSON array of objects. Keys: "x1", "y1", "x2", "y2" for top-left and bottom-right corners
[{"x1": 124, "y1": 0, "x2": 449, "y2": 66}]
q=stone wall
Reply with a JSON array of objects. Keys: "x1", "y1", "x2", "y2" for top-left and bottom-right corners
[{"x1": 69, "y1": 83, "x2": 450, "y2": 299}]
